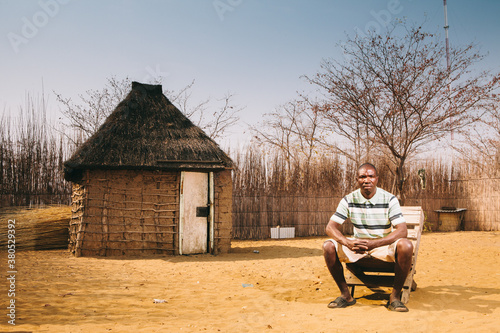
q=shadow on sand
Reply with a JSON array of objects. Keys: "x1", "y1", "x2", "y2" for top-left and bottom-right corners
[{"x1": 353, "y1": 284, "x2": 500, "y2": 314}]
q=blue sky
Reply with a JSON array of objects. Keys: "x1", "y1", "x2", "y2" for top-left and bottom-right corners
[{"x1": 1, "y1": 0, "x2": 499, "y2": 146}]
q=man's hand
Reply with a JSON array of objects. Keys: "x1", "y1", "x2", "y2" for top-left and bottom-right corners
[
  {"x1": 351, "y1": 239, "x2": 368, "y2": 253},
  {"x1": 327, "y1": 220, "x2": 382, "y2": 253},
  {"x1": 348, "y1": 224, "x2": 408, "y2": 253},
  {"x1": 349, "y1": 239, "x2": 379, "y2": 253}
]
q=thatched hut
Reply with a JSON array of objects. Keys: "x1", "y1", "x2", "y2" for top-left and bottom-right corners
[{"x1": 64, "y1": 82, "x2": 234, "y2": 257}]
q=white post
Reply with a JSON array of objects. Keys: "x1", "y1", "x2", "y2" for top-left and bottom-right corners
[
  {"x1": 209, "y1": 172, "x2": 215, "y2": 253},
  {"x1": 178, "y1": 171, "x2": 185, "y2": 255}
]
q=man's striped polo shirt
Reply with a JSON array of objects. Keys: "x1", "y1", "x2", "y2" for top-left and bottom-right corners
[{"x1": 331, "y1": 187, "x2": 406, "y2": 239}]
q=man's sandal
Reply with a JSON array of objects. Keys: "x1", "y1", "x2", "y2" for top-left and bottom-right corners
[
  {"x1": 387, "y1": 300, "x2": 409, "y2": 312},
  {"x1": 327, "y1": 296, "x2": 356, "y2": 308}
]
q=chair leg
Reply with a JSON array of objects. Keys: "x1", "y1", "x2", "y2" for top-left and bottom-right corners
[
  {"x1": 411, "y1": 279, "x2": 417, "y2": 291},
  {"x1": 350, "y1": 285, "x2": 355, "y2": 297},
  {"x1": 401, "y1": 287, "x2": 411, "y2": 304}
]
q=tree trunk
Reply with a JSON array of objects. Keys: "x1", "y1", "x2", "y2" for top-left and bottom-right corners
[{"x1": 395, "y1": 161, "x2": 406, "y2": 206}]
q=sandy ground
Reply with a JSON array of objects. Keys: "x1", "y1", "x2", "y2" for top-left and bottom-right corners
[{"x1": 0, "y1": 231, "x2": 499, "y2": 333}]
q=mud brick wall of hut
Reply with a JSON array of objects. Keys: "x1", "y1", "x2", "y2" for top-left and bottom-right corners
[
  {"x1": 69, "y1": 169, "x2": 180, "y2": 256},
  {"x1": 69, "y1": 168, "x2": 233, "y2": 256}
]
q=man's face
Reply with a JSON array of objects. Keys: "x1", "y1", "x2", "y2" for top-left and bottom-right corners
[{"x1": 357, "y1": 166, "x2": 378, "y2": 198}]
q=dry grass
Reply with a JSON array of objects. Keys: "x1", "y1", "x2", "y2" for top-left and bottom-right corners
[{"x1": 0, "y1": 205, "x2": 71, "y2": 250}]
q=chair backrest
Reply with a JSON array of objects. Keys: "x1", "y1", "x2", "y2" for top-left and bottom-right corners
[{"x1": 400, "y1": 206, "x2": 425, "y2": 261}]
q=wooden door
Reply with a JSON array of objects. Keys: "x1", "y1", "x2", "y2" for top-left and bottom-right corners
[{"x1": 180, "y1": 172, "x2": 209, "y2": 254}]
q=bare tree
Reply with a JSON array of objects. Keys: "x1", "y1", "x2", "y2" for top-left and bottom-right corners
[
  {"x1": 171, "y1": 81, "x2": 242, "y2": 140},
  {"x1": 55, "y1": 76, "x2": 129, "y2": 140},
  {"x1": 307, "y1": 23, "x2": 500, "y2": 203},
  {"x1": 251, "y1": 93, "x2": 378, "y2": 170},
  {"x1": 55, "y1": 76, "x2": 241, "y2": 143},
  {"x1": 251, "y1": 98, "x2": 324, "y2": 172},
  {"x1": 453, "y1": 106, "x2": 500, "y2": 173},
  {"x1": 315, "y1": 99, "x2": 378, "y2": 165},
  {"x1": 203, "y1": 93, "x2": 242, "y2": 140}
]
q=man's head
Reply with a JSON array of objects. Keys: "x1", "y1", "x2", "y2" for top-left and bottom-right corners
[{"x1": 357, "y1": 163, "x2": 378, "y2": 199}]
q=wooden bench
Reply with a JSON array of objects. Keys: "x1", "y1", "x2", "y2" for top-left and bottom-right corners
[{"x1": 344, "y1": 206, "x2": 425, "y2": 304}]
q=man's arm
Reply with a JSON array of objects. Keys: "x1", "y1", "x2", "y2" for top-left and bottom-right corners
[{"x1": 325, "y1": 219, "x2": 358, "y2": 252}]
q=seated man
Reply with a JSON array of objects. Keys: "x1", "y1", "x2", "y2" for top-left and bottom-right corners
[{"x1": 323, "y1": 163, "x2": 413, "y2": 312}]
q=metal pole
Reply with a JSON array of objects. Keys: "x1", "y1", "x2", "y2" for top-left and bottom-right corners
[
  {"x1": 443, "y1": 0, "x2": 450, "y2": 70},
  {"x1": 443, "y1": 1, "x2": 454, "y2": 149}
]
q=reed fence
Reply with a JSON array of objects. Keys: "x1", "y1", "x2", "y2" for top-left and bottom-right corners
[
  {"x1": 232, "y1": 148, "x2": 500, "y2": 239},
  {"x1": 0, "y1": 98, "x2": 74, "y2": 207}
]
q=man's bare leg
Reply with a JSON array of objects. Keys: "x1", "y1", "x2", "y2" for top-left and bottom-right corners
[
  {"x1": 323, "y1": 241, "x2": 354, "y2": 303},
  {"x1": 390, "y1": 238, "x2": 414, "y2": 303}
]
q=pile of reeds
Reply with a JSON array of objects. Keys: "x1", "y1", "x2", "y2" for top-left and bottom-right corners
[{"x1": 0, "y1": 205, "x2": 71, "y2": 250}]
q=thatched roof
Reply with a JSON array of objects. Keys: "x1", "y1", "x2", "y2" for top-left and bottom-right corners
[{"x1": 64, "y1": 82, "x2": 233, "y2": 182}]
